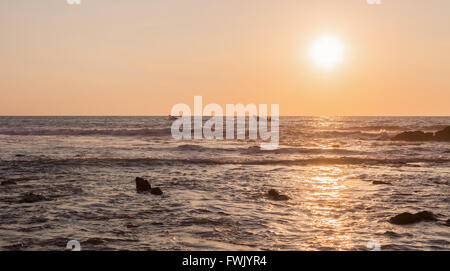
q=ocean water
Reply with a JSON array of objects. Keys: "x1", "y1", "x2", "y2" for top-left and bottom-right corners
[{"x1": 0, "y1": 116, "x2": 449, "y2": 250}]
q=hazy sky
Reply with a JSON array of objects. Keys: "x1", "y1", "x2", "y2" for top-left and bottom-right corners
[{"x1": 1, "y1": 0, "x2": 449, "y2": 116}]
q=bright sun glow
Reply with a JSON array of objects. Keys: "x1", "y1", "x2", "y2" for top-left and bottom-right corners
[{"x1": 309, "y1": 35, "x2": 344, "y2": 69}]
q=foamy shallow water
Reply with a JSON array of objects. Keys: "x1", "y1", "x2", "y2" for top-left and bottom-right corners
[{"x1": 0, "y1": 116, "x2": 449, "y2": 250}]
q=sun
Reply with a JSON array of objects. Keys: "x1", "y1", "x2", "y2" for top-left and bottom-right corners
[{"x1": 309, "y1": 35, "x2": 345, "y2": 69}]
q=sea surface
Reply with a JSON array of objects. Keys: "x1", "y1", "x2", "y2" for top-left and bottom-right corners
[{"x1": 0, "y1": 116, "x2": 449, "y2": 250}]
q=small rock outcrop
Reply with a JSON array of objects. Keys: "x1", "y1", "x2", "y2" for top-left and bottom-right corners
[
  {"x1": 150, "y1": 187, "x2": 163, "y2": 195},
  {"x1": 392, "y1": 126, "x2": 450, "y2": 142},
  {"x1": 135, "y1": 177, "x2": 151, "y2": 193},
  {"x1": 389, "y1": 211, "x2": 437, "y2": 225},
  {"x1": 267, "y1": 189, "x2": 290, "y2": 201},
  {"x1": 18, "y1": 192, "x2": 51, "y2": 203},
  {"x1": 135, "y1": 177, "x2": 163, "y2": 195}
]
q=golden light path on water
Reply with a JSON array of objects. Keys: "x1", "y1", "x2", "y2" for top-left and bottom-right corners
[
  {"x1": 303, "y1": 167, "x2": 351, "y2": 250},
  {"x1": 274, "y1": 165, "x2": 363, "y2": 250}
]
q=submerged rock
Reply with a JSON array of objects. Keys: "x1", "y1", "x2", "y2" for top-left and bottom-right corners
[
  {"x1": 135, "y1": 177, "x2": 151, "y2": 193},
  {"x1": 391, "y1": 126, "x2": 450, "y2": 142},
  {"x1": 150, "y1": 187, "x2": 163, "y2": 195},
  {"x1": 372, "y1": 181, "x2": 392, "y2": 185},
  {"x1": 267, "y1": 189, "x2": 290, "y2": 201},
  {"x1": 18, "y1": 192, "x2": 51, "y2": 203},
  {"x1": 389, "y1": 211, "x2": 437, "y2": 225}
]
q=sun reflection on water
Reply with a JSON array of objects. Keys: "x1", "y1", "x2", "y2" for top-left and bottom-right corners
[{"x1": 297, "y1": 166, "x2": 357, "y2": 250}]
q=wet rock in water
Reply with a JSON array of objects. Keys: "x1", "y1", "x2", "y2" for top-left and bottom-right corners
[
  {"x1": 267, "y1": 189, "x2": 290, "y2": 201},
  {"x1": 372, "y1": 181, "x2": 392, "y2": 185},
  {"x1": 135, "y1": 177, "x2": 151, "y2": 193},
  {"x1": 135, "y1": 177, "x2": 163, "y2": 195},
  {"x1": 150, "y1": 187, "x2": 163, "y2": 195},
  {"x1": 18, "y1": 192, "x2": 51, "y2": 203},
  {"x1": 391, "y1": 131, "x2": 434, "y2": 141},
  {"x1": 1, "y1": 180, "x2": 17, "y2": 186},
  {"x1": 389, "y1": 211, "x2": 437, "y2": 225},
  {"x1": 434, "y1": 126, "x2": 450, "y2": 141},
  {"x1": 268, "y1": 189, "x2": 279, "y2": 197}
]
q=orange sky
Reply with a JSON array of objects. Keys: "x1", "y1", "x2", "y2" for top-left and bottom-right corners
[{"x1": 1, "y1": 0, "x2": 449, "y2": 116}]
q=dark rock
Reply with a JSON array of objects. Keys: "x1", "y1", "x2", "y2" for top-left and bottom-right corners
[
  {"x1": 1, "y1": 180, "x2": 17, "y2": 186},
  {"x1": 135, "y1": 177, "x2": 151, "y2": 193},
  {"x1": 268, "y1": 189, "x2": 280, "y2": 197},
  {"x1": 150, "y1": 187, "x2": 163, "y2": 195},
  {"x1": 434, "y1": 126, "x2": 450, "y2": 141},
  {"x1": 389, "y1": 211, "x2": 438, "y2": 225},
  {"x1": 15, "y1": 154, "x2": 25, "y2": 157},
  {"x1": 445, "y1": 219, "x2": 450, "y2": 227},
  {"x1": 372, "y1": 181, "x2": 392, "y2": 185},
  {"x1": 391, "y1": 131, "x2": 434, "y2": 141},
  {"x1": 18, "y1": 192, "x2": 51, "y2": 203},
  {"x1": 267, "y1": 189, "x2": 290, "y2": 201}
]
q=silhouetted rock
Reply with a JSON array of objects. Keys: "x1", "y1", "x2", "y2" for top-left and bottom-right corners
[
  {"x1": 267, "y1": 189, "x2": 290, "y2": 201},
  {"x1": 150, "y1": 187, "x2": 163, "y2": 195},
  {"x1": 372, "y1": 181, "x2": 392, "y2": 185},
  {"x1": 135, "y1": 177, "x2": 151, "y2": 193},
  {"x1": 268, "y1": 189, "x2": 279, "y2": 197},
  {"x1": 19, "y1": 192, "x2": 51, "y2": 203},
  {"x1": 1, "y1": 180, "x2": 17, "y2": 186},
  {"x1": 434, "y1": 126, "x2": 450, "y2": 141},
  {"x1": 389, "y1": 211, "x2": 437, "y2": 225},
  {"x1": 391, "y1": 131, "x2": 434, "y2": 141}
]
